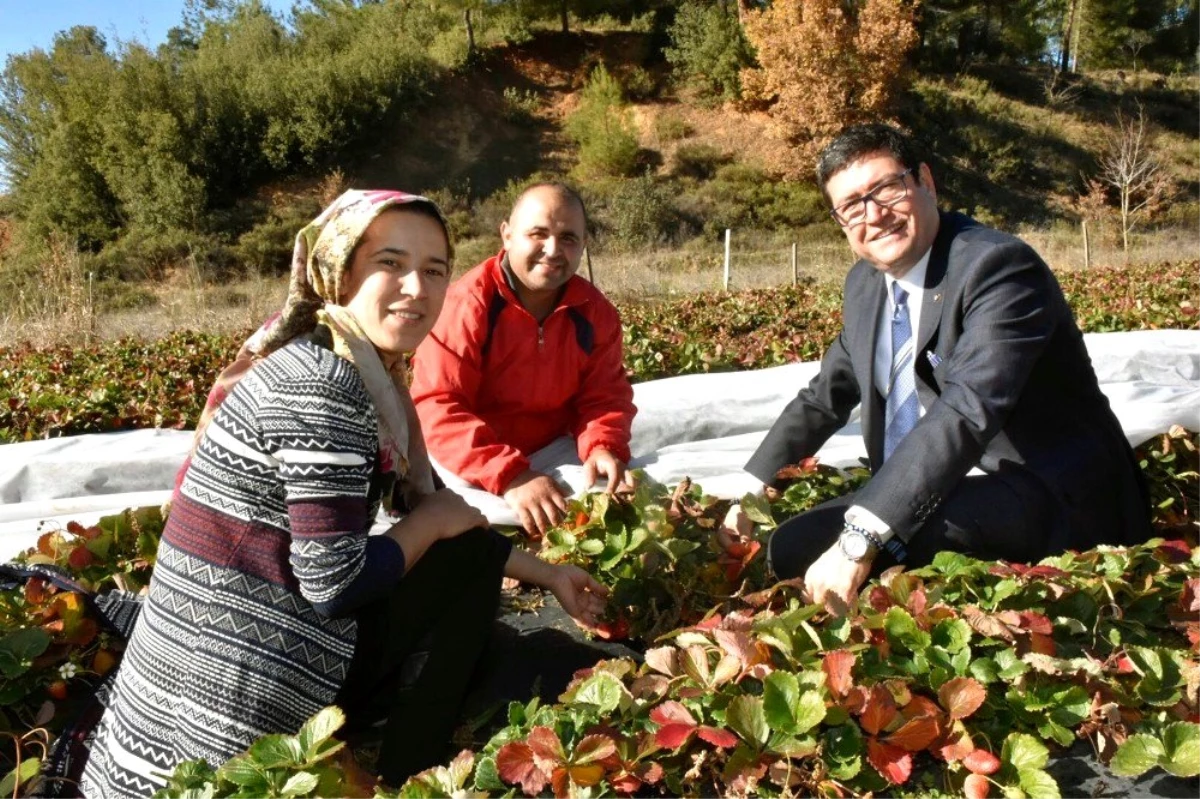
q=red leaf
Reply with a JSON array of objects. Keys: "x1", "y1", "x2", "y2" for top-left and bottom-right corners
[
  {"x1": 902, "y1": 695, "x2": 943, "y2": 720},
  {"x1": 866, "y1": 738, "x2": 913, "y2": 785},
  {"x1": 885, "y1": 716, "x2": 941, "y2": 752},
  {"x1": 936, "y1": 721, "x2": 977, "y2": 762},
  {"x1": 610, "y1": 773, "x2": 642, "y2": 795},
  {"x1": 938, "y1": 677, "x2": 987, "y2": 720},
  {"x1": 654, "y1": 724, "x2": 696, "y2": 750},
  {"x1": 964, "y1": 772, "x2": 992, "y2": 799},
  {"x1": 694, "y1": 614, "x2": 723, "y2": 631},
  {"x1": 66, "y1": 520, "x2": 86, "y2": 535},
  {"x1": 860, "y1": 684, "x2": 898, "y2": 735},
  {"x1": 1018, "y1": 611, "x2": 1053, "y2": 634},
  {"x1": 551, "y1": 767, "x2": 570, "y2": 799},
  {"x1": 1181, "y1": 578, "x2": 1200, "y2": 612},
  {"x1": 637, "y1": 761, "x2": 664, "y2": 784},
  {"x1": 907, "y1": 587, "x2": 928, "y2": 617},
  {"x1": 822, "y1": 650, "x2": 856, "y2": 698},
  {"x1": 697, "y1": 726, "x2": 738, "y2": 748},
  {"x1": 963, "y1": 749, "x2": 1001, "y2": 776},
  {"x1": 527, "y1": 726, "x2": 566, "y2": 771},
  {"x1": 573, "y1": 734, "x2": 617, "y2": 765},
  {"x1": 868, "y1": 585, "x2": 893, "y2": 612},
  {"x1": 24, "y1": 578, "x2": 48, "y2": 605},
  {"x1": 649, "y1": 700, "x2": 696, "y2": 727},
  {"x1": 1029, "y1": 632, "x2": 1057, "y2": 656},
  {"x1": 496, "y1": 742, "x2": 550, "y2": 795},
  {"x1": 68, "y1": 545, "x2": 94, "y2": 569},
  {"x1": 841, "y1": 685, "x2": 869, "y2": 715}
]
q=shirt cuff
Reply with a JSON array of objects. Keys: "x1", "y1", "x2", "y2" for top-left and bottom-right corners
[{"x1": 845, "y1": 505, "x2": 908, "y2": 562}]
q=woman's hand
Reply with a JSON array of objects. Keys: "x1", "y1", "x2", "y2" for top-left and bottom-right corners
[
  {"x1": 412, "y1": 489, "x2": 487, "y2": 540},
  {"x1": 546, "y1": 564, "x2": 610, "y2": 628}
]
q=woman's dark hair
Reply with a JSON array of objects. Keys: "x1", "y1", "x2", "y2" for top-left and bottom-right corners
[{"x1": 816, "y1": 124, "x2": 928, "y2": 205}]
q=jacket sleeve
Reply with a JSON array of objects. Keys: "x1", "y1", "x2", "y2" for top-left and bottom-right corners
[
  {"x1": 411, "y1": 297, "x2": 530, "y2": 495},
  {"x1": 572, "y1": 303, "x2": 637, "y2": 463},
  {"x1": 260, "y1": 367, "x2": 406, "y2": 619},
  {"x1": 853, "y1": 241, "x2": 1059, "y2": 542}
]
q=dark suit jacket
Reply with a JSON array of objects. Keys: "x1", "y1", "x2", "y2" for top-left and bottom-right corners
[{"x1": 746, "y1": 212, "x2": 1151, "y2": 553}]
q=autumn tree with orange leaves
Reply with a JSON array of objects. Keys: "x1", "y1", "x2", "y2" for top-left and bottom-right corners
[{"x1": 741, "y1": 0, "x2": 920, "y2": 177}]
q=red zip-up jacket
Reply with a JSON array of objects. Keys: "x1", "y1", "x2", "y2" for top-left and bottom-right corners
[{"x1": 411, "y1": 253, "x2": 636, "y2": 495}]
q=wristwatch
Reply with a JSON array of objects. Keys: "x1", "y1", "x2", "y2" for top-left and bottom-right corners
[{"x1": 838, "y1": 524, "x2": 880, "y2": 562}]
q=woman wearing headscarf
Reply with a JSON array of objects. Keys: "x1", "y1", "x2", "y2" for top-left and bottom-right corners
[{"x1": 78, "y1": 191, "x2": 608, "y2": 797}]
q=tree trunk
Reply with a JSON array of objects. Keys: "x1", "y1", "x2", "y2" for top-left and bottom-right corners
[
  {"x1": 560, "y1": 1, "x2": 569, "y2": 34},
  {"x1": 464, "y1": 8, "x2": 476, "y2": 59},
  {"x1": 1059, "y1": 0, "x2": 1078, "y2": 73}
]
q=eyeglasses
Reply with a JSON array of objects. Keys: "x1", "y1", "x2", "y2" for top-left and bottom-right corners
[{"x1": 830, "y1": 169, "x2": 913, "y2": 227}]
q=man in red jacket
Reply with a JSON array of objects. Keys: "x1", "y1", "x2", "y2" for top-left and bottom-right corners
[{"x1": 411, "y1": 183, "x2": 637, "y2": 535}]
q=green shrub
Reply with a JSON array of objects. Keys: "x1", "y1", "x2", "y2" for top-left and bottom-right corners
[
  {"x1": 621, "y1": 65, "x2": 657, "y2": 101},
  {"x1": 672, "y1": 143, "x2": 731, "y2": 180},
  {"x1": 664, "y1": 0, "x2": 755, "y2": 103},
  {"x1": 592, "y1": 174, "x2": 678, "y2": 250},
  {"x1": 654, "y1": 112, "x2": 693, "y2": 143},
  {"x1": 566, "y1": 64, "x2": 640, "y2": 178}
]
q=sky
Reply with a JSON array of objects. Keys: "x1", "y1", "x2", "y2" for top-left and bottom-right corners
[{"x1": 0, "y1": 1, "x2": 292, "y2": 66}]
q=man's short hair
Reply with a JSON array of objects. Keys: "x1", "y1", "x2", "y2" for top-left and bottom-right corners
[
  {"x1": 816, "y1": 124, "x2": 928, "y2": 204},
  {"x1": 512, "y1": 181, "x2": 590, "y2": 232}
]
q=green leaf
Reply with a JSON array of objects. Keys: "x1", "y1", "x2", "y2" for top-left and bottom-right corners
[
  {"x1": 793, "y1": 690, "x2": 827, "y2": 735},
  {"x1": 569, "y1": 671, "x2": 626, "y2": 715},
  {"x1": 1160, "y1": 723, "x2": 1200, "y2": 778},
  {"x1": 1018, "y1": 768, "x2": 1061, "y2": 798},
  {"x1": 217, "y1": 755, "x2": 265, "y2": 787},
  {"x1": 740, "y1": 492, "x2": 775, "y2": 526},
  {"x1": 970, "y1": 656, "x2": 1001, "y2": 684},
  {"x1": 727, "y1": 695, "x2": 769, "y2": 746},
  {"x1": 473, "y1": 755, "x2": 505, "y2": 792},
  {"x1": 280, "y1": 771, "x2": 319, "y2": 797},
  {"x1": 1109, "y1": 734, "x2": 1165, "y2": 777},
  {"x1": 248, "y1": 735, "x2": 304, "y2": 769},
  {"x1": 1002, "y1": 733, "x2": 1049, "y2": 773},
  {"x1": 0, "y1": 627, "x2": 52, "y2": 666},
  {"x1": 932, "y1": 619, "x2": 972, "y2": 653},
  {"x1": 297, "y1": 706, "x2": 344, "y2": 758},
  {"x1": 763, "y1": 671, "x2": 800, "y2": 734},
  {"x1": 578, "y1": 538, "x2": 605, "y2": 555},
  {"x1": 884, "y1": 607, "x2": 930, "y2": 652},
  {"x1": 0, "y1": 757, "x2": 41, "y2": 797},
  {"x1": 994, "y1": 649, "x2": 1029, "y2": 680}
]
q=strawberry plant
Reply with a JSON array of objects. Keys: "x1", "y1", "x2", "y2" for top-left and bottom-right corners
[
  {"x1": 396, "y1": 537, "x2": 1198, "y2": 798},
  {"x1": 1, "y1": 508, "x2": 164, "y2": 795}
]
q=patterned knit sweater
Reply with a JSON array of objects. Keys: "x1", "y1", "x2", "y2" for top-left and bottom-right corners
[{"x1": 81, "y1": 338, "x2": 403, "y2": 798}]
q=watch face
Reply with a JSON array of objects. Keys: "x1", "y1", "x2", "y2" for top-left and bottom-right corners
[{"x1": 841, "y1": 531, "x2": 869, "y2": 560}]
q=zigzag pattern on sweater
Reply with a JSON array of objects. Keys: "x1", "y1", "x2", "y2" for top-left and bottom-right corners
[{"x1": 82, "y1": 338, "x2": 380, "y2": 799}]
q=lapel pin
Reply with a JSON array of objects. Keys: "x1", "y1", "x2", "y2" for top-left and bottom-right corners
[{"x1": 933, "y1": 293, "x2": 942, "y2": 302}]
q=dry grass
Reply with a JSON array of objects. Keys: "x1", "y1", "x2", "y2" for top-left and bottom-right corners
[{"x1": 1, "y1": 225, "x2": 1192, "y2": 347}]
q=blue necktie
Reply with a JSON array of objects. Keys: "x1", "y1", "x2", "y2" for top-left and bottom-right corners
[{"x1": 884, "y1": 283, "x2": 919, "y2": 461}]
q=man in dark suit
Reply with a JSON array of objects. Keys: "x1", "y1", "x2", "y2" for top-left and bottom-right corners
[{"x1": 727, "y1": 123, "x2": 1151, "y2": 608}]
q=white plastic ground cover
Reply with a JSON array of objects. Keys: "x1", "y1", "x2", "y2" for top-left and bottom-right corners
[{"x1": 1, "y1": 330, "x2": 1197, "y2": 562}]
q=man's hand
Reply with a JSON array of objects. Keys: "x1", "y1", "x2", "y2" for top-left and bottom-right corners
[
  {"x1": 583, "y1": 448, "x2": 632, "y2": 494},
  {"x1": 503, "y1": 469, "x2": 568, "y2": 537},
  {"x1": 803, "y1": 541, "x2": 872, "y2": 614},
  {"x1": 546, "y1": 564, "x2": 611, "y2": 628}
]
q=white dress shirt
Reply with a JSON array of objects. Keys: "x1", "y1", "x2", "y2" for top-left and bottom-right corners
[{"x1": 847, "y1": 248, "x2": 933, "y2": 550}]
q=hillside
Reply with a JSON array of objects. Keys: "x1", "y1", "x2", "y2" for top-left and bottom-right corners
[{"x1": 0, "y1": 14, "x2": 1196, "y2": 342}]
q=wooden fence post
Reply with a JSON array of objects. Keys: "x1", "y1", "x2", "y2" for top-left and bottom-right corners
[
  {"x1": 1082, "y1": 219, "x2": 1090, "y2": 269},
  {"x1": 723, "y1": 229, "x2": 731, "y2": 291},
  {"x1": 585, "y1": 247, "x2": 594, "y2": 284},
  {"x1": 791, "y1": 242, "x2": 798, "y2": 286}
]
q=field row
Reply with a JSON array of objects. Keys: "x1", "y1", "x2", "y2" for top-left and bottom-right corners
[{"x1": 1, "y1": 261, "x2": 1196, "y2": 444}]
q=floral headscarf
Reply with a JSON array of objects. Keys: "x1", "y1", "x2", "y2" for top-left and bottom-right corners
[{"x1": 183, "y1": 189, "x2": 451, "y2": 515}]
